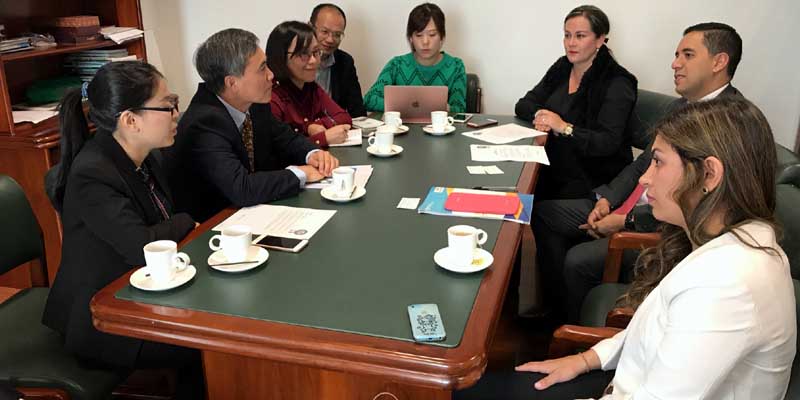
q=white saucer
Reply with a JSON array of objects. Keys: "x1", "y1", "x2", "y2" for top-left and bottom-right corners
[
  {"x1": 130, "y1": 265, "x2": 196, "y2": 291},
  {"x1": 366, "y1": 144, "x2": 403, "y2": 157},
  {"x1": 392, "y1": 125, "x2": 410, "y2": 135},
  {"x1": 423, "y1": 125, "x2": 456, "y2": 135},
  {"x1": 434, "y1": 248, "x2": 494, "y2": 273},
  {"x1": 207, "y1": 246, "x2": 269, "y2": 273},
  {"x1": 321, "y1": 186, "x2": 367, "y2": 202}
]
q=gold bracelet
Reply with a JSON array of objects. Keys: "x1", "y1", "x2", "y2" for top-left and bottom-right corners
[{"x1": 578, "y1": 352, "x2": 591, "y2": 374}]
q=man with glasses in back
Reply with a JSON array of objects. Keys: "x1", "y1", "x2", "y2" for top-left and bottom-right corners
[{"x1": 309, "y1": 3, "x2": 366, "y2": 117}]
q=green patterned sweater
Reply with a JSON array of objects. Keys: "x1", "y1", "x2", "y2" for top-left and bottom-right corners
[{"x1": 363, "y1": 52, "x2": 467, "y2": 113}]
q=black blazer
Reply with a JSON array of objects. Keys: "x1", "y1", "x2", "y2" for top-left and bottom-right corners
[
  {"x1": 42, "y1": 133, "x2": 195, "y2": 368},
  {"x1": 329, "y1": 49, "x2": 366, "y2": 118},
  {"x1": 167, "y1": 83, "x2": 318, "y2": 222},
  {"x1": 593, "y1": 84, "x2": 743, "y2": 231},
  {"x1": 515, "y1": 45, "x2": 638, "y2": 200}
]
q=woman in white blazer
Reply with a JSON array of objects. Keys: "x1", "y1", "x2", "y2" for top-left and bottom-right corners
[{"x1": 459, "y1": 98, "x2": 796, "y2": 399}]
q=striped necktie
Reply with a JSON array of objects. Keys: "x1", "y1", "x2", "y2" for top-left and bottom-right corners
[{"x1": 242, "y1": 113, "x2": 255, "y2": 172}]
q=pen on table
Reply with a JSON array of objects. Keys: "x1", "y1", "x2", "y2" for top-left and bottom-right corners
[
  {"x1": 208, "y1": 260, "x2": 260, "y2": 267},
  {"x1": 472, "y1": 185, "x2": 518, "y2": 191}
]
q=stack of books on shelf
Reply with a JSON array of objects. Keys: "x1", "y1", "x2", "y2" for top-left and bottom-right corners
[
  {"x1": 0, "y1": 37, "x2": 33, "y2": 54},
  {"x1": 64, "y1": 49, "x2": 134, "y2": 81}
]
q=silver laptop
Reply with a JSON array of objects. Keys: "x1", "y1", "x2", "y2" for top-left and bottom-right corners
[{"x1": 384, "y1": 85, "x2": 448, "y2": 124}]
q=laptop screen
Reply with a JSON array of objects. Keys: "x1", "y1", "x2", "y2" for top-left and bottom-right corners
[{"x1": 384, "y1": 85, "x2": 448, "y2": 123}]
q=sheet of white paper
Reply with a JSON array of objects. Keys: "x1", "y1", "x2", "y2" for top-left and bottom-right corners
[
  {"x1": 484, "y1": 165, "x2": 504, "y2": 174},
  {"x1": 470, "y1": 144, "x2": 550, "y2": 165},
  {"x1": 351, "y1": 116, "x2": 384, "y2": 129},
  {"x1": 306, "y1": 165, "x2": 373, "y2": 189},
  {"x1": 466, "y1": 166, "x2": 486, "y2": 175},
  {"x1": 12, "y1": 110, "x2": 58, "y2": 124},
  {"x1": 213, "y1": 205, "x2": 336, "y2": 240},
  {"x1": 101, "y1": 27, "x2": 144, "y2": 44},
  {"x1": 328, "y1": 129, "x2": 363, "y2": 147},
  {"x1": 397, "y1": 197, "x2": 420, "y2": 210},
  {"x1": 462, "y1": 123, "x2": 546, "y2": 144}
]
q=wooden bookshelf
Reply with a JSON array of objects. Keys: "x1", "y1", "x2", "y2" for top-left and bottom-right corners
[{"x1": 0, "y1": 0, "x2": 146, "y2": 287}]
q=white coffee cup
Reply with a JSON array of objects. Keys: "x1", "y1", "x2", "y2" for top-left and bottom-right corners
[
  {"x1": 368, "y1": 129, "x2": 395, "y2": 154},
  {"x1": 447, "y1": 225, "x2": 488, "y2": 266},
  {"x1": 143, "y1": 240, "x2": 190, "y2": 284},
  {"x1": 383, "y1": 111, "x2": 402, "y2": 130},
  {"x1": 209, "y1": 225, "x2": 252, "y2": 263},
  {"x1": 332, "y1": 166, "x2": 355, "y2": 196},
  {"x1": 431, "y1": 111, "x2": 454, "y2": 133}
]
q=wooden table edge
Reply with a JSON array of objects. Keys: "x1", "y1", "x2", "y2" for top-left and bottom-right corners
[{"x1": 92, "y1": 149, "x2": 543, "y2": 390}]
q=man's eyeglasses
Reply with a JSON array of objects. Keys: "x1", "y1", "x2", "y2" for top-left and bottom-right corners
[
  {"x1": 315, "y1": 27, "x2": 345, "y2": 42},
  {"x1": 115, "y1": 99, "x2": 180, "y2": 118},
  {"x1": 288, "y1": 49, "x2": 323, "y2": 63}
]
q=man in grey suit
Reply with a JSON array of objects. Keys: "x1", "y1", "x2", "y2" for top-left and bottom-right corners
[{"x1": 532, "y1": 22, "x2": 744, "y2": 322}]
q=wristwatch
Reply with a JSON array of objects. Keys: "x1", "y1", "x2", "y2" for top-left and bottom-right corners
[
  {"x1": 624, "y1": 212, "x2": 636, "y2": 231},
  {"x1": 562, "y1": 123, "x2": 574, "y2": 137}
]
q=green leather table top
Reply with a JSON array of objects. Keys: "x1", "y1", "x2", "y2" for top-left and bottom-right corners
[{"x1": 116, "y1": 115, "x2": 533, "y2": 347}]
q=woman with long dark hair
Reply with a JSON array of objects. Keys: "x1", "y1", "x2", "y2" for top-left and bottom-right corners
[
  {"x1": 461, "y1": 98, "x2": 796, "y2": 399},
  {"x1": 42, "y1": 61, "x2": 202, "y2": 397}
]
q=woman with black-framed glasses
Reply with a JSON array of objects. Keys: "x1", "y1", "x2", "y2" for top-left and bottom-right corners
[
  {"x1": 42, "y1": 61, "x2": 204, "y2": 398},
  {"x1": 266, "y1": 20, "x2": 352, "y2": 148}
]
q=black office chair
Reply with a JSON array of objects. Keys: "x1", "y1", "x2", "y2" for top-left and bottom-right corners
[
  {"x1": 776, "y1": 143, "x2": 800, "y2": 185},
  {"x1": 0, "y1": 174, "x2": 125, "y2": 400},
  {"x1": 628, "y1": 89, "x2": 677, "y2": 150},
  {"x1": 466, "y1": 73, "x2": 482, "y2": 114}
]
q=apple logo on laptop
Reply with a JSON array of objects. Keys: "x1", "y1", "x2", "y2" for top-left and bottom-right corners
[{"x1": 412, "y1": 101, "x2": 420, "y2": 108}]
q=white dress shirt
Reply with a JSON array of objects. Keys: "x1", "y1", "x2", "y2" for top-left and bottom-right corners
[{"x1": 592, "y1": 221, "x2": 796, "y2": 399}]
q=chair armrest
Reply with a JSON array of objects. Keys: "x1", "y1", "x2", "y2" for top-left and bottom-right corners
[
  {"x1": 548, "y1": 325, "x2": 622, "y2": 358},
  {"x1": 601, "y1": 232, "x2": 661, "y2": 283},
  {"x1": 0, "y1": 286, "x2": 21, "y2": 304},
  {"x1": 605, "y1": 307, "x2": 634, "y2": 329},
  {"x1": 17, "y1": 387, "x2": 69, "y2": 400}
]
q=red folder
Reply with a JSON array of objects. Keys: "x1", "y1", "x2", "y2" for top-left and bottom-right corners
[{"x1": 444, "y1": 192, "x2": 520, "y2": 215}]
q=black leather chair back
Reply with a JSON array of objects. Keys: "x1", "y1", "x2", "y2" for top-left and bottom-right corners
[
  {"x1": 776, "y1": 174, "x2": 800, "y2": 278},
  {"x1": 776, "y1": 144, "x2": 800, "y2": 185},
  {"x1": 775, "y1": 172, "x2": 800, "y2": 400},
  {"x1": 0, "y1": 175, "x2": 44, "y2": 275},
  {"x1": 466, "y1": 73, "x2": 481, "y2": 114},
  {"x1": 629, "y1": 89, "x2": 678, "y2": 150}
]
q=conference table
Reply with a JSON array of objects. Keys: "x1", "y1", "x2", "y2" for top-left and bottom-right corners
[{"x1": 92, "y1": 115, "x2": 546, "y2": 399}]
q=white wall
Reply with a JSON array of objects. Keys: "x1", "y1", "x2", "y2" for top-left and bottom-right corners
[{"x1": 140, "y1": 0, "x2": 800, "y2": 149}]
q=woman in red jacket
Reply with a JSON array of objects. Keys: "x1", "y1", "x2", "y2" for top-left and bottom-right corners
[{"x1": 266, "y1": 21, "x2": 352, "y2": 147}]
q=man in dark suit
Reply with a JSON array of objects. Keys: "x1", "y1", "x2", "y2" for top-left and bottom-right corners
[
  {"x1": 310, "y1": 3, "x2": 366, "y2": 117},
  {"x1": 169, "y1": 28, "x2": 339, "y2": 222},
  {"x1": 532, "y1": 23, "x2": 745, "y2": 322}
]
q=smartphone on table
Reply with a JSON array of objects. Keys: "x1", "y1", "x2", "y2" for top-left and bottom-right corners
[
  {"x1": 407, "y1": 303, "x2": 446, "y2": 342},
  {"x1": 466, "y1": 117, "x2": 498, "y2": 128},
  {"x1": 254, "y1": 234, "x2": 308, "y2": 253},
  {"x1": 452, "y1": 113, "x2": 473, "y2": 123}
]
